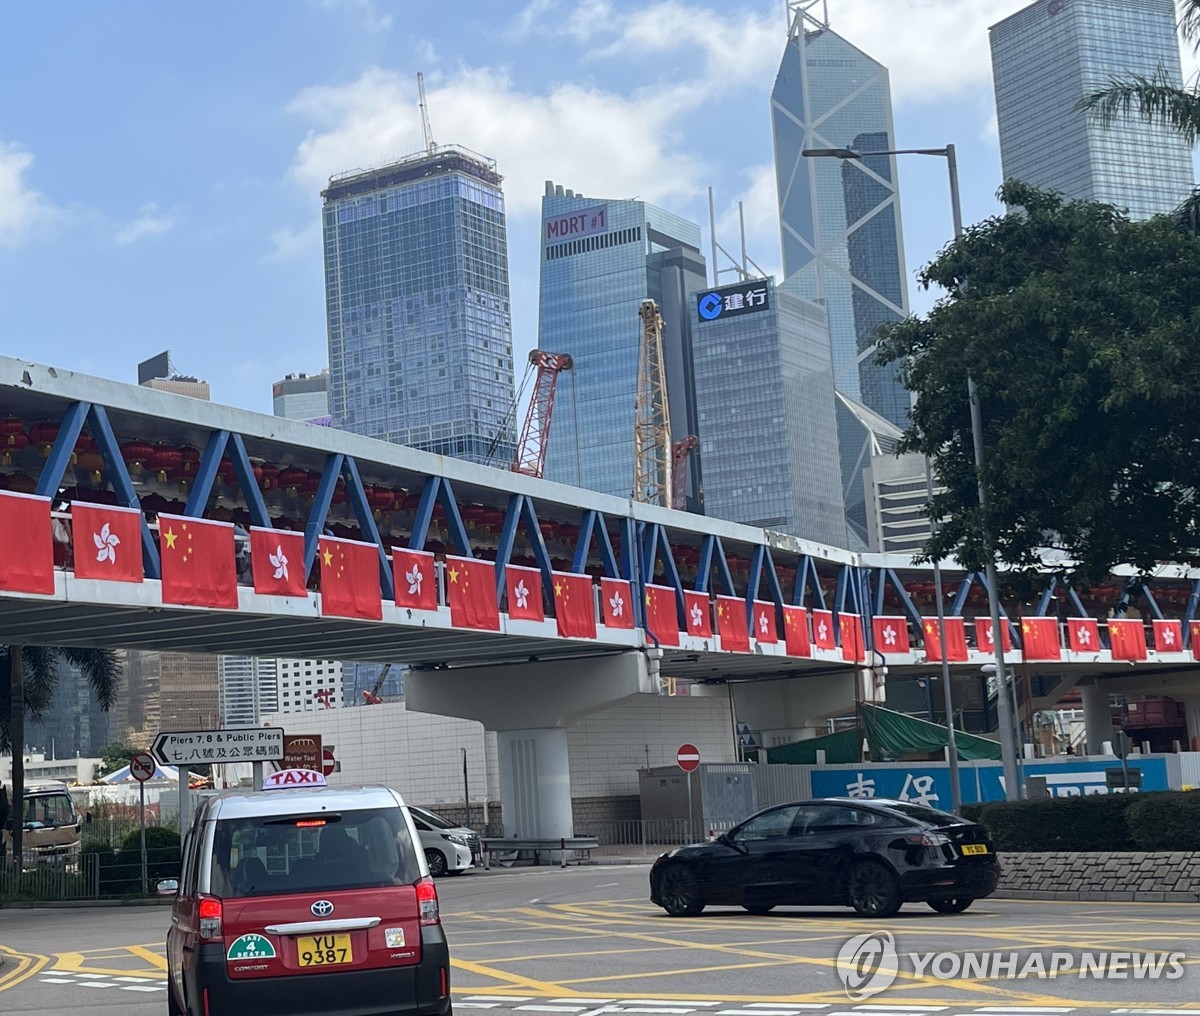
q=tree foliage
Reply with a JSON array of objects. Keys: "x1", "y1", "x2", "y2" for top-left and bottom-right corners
[
  {"x1": 1, "y1": 646, "x2": 120, "y2": 752},
  {"x1": 875, "y1": 181, "x2": 1200, "y2": 582}
]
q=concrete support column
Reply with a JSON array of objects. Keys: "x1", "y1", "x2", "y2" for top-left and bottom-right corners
[
  {"x1": 1180, "y1": 699, "x2": 1200, "y2": 752},
  {"x1": 1080, "y1": 682, "x2": 1115, "y2": 756},
  {"x1": 497, "y1": 729, "x2": 572, "y2": 839}
]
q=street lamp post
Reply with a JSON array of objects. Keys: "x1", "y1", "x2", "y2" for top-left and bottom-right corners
[{"x1": 802, "y1": 144, "x2": 1022, "y2": 804}]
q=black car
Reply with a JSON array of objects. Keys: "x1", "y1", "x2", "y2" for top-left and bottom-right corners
[{"x1": 649, "y1": 797, "x2": 999, "y2": 918}]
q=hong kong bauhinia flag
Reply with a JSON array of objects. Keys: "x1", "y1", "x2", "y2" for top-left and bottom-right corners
[
  {"x1": 753, "y1": 600, "x2": 778, "y2": 644},
  {"x1": 644, "y1": 583, "x2": 679, "y2": 647},
  {"x1": 1068, "y1": 617, "x2": 1101, "y2": 652},
  {"x1": 1020, "y1": 617, "x2": 1061, "y2": 660},
  {"x1": 319, "y1": 535, "x2": 382, "y2": 621},
  {"x1": 445, "y1": 556, "x2": 500, "y2": 631},
  {"x1": 393, "y1": 548, "x2": 438, "y2": 611},
  {"x1": 922, "y1": 616, "x2": 968, "y2": 662},
  {"x1": 872, "y1": 616, "x2": 910, "y2": 655},
  {"x1": 159, "y1": 514, "x2": 238, "y2": 609},
  {"x1": 811, "y1": 609, "x2": 836, "y2": 651},
  {"x1": 506, "y1": 565, "x2": 545, "y2": 623},
  {"x1": 716, "y1": 595, "x2": 749, "y2": 652},
  {"x1": 72, "y1": 502, "x2": 143, "y2": 583},
  {"x1": 975, "y1": 617, "x2": 1013, "y2": 653},
  {"x1": 783, "y1": 606, "x2": 810, "y2": 656},
  {"x1": 601, "y1": 577, "x2": 634, "y2": 629},
  {"x1": 683, "y1": 590, "x2": 712, "y2": 638},
  {"x1": 1153, "y1": 619, "x2": 1183, "y2": 653},
  {"x1": 839, "y1": 613, "x2": 865, "y2": 662},
  {"x1": 1108, "y1": 618, "x2": 1147, "y2": 660},
  {"x1": 250, "y1": 527, "x2": 306, "y2": 597},
  {"x1": 0, "y1": 492, "x2": 54, "y2": 594},
  {"x1": 552, "y1": 571, "x2": 595, "y2": 638}
]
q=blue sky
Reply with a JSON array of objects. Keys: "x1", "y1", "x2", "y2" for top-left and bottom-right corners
[{"x1": 2, "y1": 0, "x2": 1196, "y2": 416}]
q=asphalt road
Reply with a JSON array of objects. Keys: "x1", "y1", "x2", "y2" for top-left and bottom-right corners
[{"x1": 1, "y1": 863, "x2": 1199, "y2": 1015}]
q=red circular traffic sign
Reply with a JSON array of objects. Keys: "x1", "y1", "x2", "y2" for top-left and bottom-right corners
[
  {"x1": 129, "y1": 751, "x2": 156, "y2": 783},
  {"x1": 676, "y1": 743, "x2": 701, "y2": 772},
  {"x1": 322, "y1": 747, "x2": 337, "y2": 777}
]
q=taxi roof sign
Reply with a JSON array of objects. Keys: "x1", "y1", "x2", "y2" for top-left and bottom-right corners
[{"x1": 261, "y1": 768, "x2": 327, "y2": 790}]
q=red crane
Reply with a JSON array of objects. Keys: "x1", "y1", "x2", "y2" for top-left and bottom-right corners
[{"x1": 512, "y1": 350, "x2": 574, "y2": 478}]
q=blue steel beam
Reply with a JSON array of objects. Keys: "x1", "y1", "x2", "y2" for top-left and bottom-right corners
[
  {"x1": 492, "y1": 494, "x2": 524, "y2": 595},
  {"x1": 437, "y1": 479, "x2": 472, "y2": 558},
  {"x1": 184, "y1": 431, "x2": 231, "y2": 518},
  {"x1": 87, "y1": 405, "x2": 160, "y2": 579},
  {"x1": 516, "y1": 497, "x2": 554, "y2": 596},
  {"x1": 340, "y1": 456, "x2": 394, "y2": 601},
  {"x1": 1034, "y1": 577, "x2": 1057, "y2": 617},
  {"x1": 227, "y1": 433, "x2": 272, "y2": 529},
  {"x1": 885, "y1": 568, "x2": 922, "y2": 630},
  {"x1": 409, "y1": 476, "x2": 440, "y2": 551},
  {"x1": 34, "y1": 401, "x2": 89, "y2": 500},
  {"x1": 303, "y1": 453, "x2": 345, "y2": 577},
  {"x1": 570, "y1": 511, "x2": 620, "y2": 578}
]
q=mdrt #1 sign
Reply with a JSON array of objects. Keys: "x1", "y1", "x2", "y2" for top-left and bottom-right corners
[{"x1": 152, "y1": 727, "x2": 285, "y2": 766}]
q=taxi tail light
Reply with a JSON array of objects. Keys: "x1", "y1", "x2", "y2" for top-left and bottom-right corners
[
  {"x1": 904, "y1": 832, "x2": 950, "y2": 848},
  {"x1": 416, "y1": 876, "x2": 440, "y2": 925},
  {"x1": 198, "y1": 896, "x2": 223, "y2": 940},
  {"x1": 440, "y1": 965, "x2": 449, "y2": 996}
]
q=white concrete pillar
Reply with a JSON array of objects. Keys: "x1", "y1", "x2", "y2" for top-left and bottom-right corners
[
  {"x1": 1080, "y1": 682, "x2": 1115, "y2": 756},
  {"x1": 497, "y1": 729, "x2": 572, "y2": 839},
  {"x1": 1180, "y1": 699, "x2": 1200, "y2": 751}
]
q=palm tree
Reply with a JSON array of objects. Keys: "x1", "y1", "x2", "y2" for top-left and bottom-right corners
[
  {"x1": 1078, "y1": 1, "x2": 1200, "y2": 229},
  {"x1": 2, "y1": 645, "x2": 120, "y2": 868}
]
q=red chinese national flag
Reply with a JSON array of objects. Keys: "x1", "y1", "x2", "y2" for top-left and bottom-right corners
[
  {"x1": 552, "y1": 571, "x2": 596, "y2": 638},
  {"x1": 249, "y1": 527, "x2": 306, "y2": 597},
  {"x1": 318, "y1": 536, "x2": 382, "y2": 620},
  {"x1": 783, "y1": 606, "x2": 810, "y2": 656},
  {"x1": 159, "y1": 514, "x2": 238, "y2": 609},
  {"x1": 1020, "y1": 617, "x2": 1061, "y2": 660},
  {"x1": 71, "y1": 502, "x2": 143, "y2": 583},
  {"x1": 1191, "y1": 621, "x2": 1200, "y2": 660},
  {"x1": 644, "y1": 583, "x2": 679, "y2": 646},
  {"x1": 975, "y1": 617, "x2": 1013, "y2": 652},
  {"x1": 601, "y1": 577, "x2": 634, "y2": 629},
  {"x1": 0, "y1": 492, "x2": 54, "y2": 594},
  {"x1": 506, "y1": 565, "x2": 545, "y2": 623},
  {"x1": 1068, "y1": 617, "x2": 1101, "y2": 652},
  {"x1": 446, "y1": 556, "x2": 500, "y2": 631},
  {"x1": 811, "y1": 609, "x2": 836, "y2": 650},
  {"x1": 393, "y1": 548, "x2": 438, "y2": 611},
  {"x1": 922, "y1": 616, "x2": 968, "y2": 662},
  {"x1": 872, "y1": 616, "x2": 910, "y2": 655},
  {"x1": 683, "y1": 591, "x2": 712, "y2": 638},
  {"x1": 839, "y1": 613, "x2": 865, "y2": 662},
  {"x1": 753, "y1": 601, "x2": 778, "y2": 644},
  {"x1": 1108, "y1": 619, "x2": 1147, "y2": 660},
  {"x1": 1153, "y1": 619, "x2": 1183, "y2": 653},
  {"x1": 716, "y1": 595, "x2": 749, "y2": 652}
]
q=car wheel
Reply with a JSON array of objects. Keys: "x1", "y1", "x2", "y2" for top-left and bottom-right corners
[
  {"x1": 928, "y1": 897, "x2": 974, "y2": 914},
  {"x1": 847, "y1": 860, "x2": 902, "y2": 918},
  {"x1": 742, "y1": 904, "x2": 775, "y2": 915},
  {"x1": 425, "y1": 849, "x2": 449, "y2": 877},
  {"x1": 656, "y1": 865, "x2": 705, "y2": 917}
]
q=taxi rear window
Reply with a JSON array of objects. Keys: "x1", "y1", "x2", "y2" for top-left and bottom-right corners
[{"x1": 210, "y1": 807, "x2": 422, "y2": 898}]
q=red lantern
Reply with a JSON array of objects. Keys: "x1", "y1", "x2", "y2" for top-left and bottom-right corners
[
  {"x1": 277, "y1": 467, "x2": 307, "y2": 496},
  {"x1": 75, "y1": 450, "x2": 106, "y2": 485},
  {"x1": 29, "y1": 421, "x2": 60, "y2": 456},
  {"x1": 301, "y1": 471, "x2": 322, "y2": 497},
  {"x1": 257, "y1": 463, "x2": 279, "y2": 492},
  {"x1": 217, "y1": 457, "x2": 237, "y2": 485},
  {"x1": 177, "y1": 445, "x2": 200, "y2": 476},
  {"x1": 150, "y1": 443, "x2": 183, "y2": 482},
  {"x1": 120, "y1": 440, "x2": 154, "y2": 471},
  {"x1": 368, "y1": 486, "x2": 396, "y2": 513},
  {"x1": 0, "y1": 415, "x2": 26, "y2": 447}
]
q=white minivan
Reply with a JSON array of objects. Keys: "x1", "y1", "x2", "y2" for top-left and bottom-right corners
[{"x1": 406, "y1": 805, "x2": 479, "y2": 877}]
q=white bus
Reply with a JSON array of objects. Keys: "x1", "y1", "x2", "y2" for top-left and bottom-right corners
[{"x1": 1, "y1": 779, "x2": 83, "y2": 867}]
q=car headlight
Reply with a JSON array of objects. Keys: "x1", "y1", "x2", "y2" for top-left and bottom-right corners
[{"x1": 442, "y1": 833, "x2": 467, "y2": 846}]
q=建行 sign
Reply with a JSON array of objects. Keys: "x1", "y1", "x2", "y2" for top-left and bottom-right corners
[
  {"x1": 152, "y1": 727, "x2": 285, "y2": 767},
  {"x1": 696, "y1": 280, "x2": 770, "y2": 322}
]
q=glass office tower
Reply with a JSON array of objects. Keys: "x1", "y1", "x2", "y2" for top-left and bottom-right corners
[
  {"x1": 693, "y1": 278, "x2": 846, "y2": 545},
  {"x1": 322, "y1": 147, "x2": 516, "y2": 464},
  {"x1": 991, "y1": 0, "x2": 1194, "y2": 220},
  {"x1": 771, "y1": 5, "x2": 911, "y2": 546},
  {"x1": 539, "y1": 183, "x2": 707, "y2": 505}
]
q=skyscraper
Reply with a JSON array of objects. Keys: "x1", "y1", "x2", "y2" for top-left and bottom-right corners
[
  {"x1": 538, "y1": 183, "x2": 707, "y2": 504},
  {"x1": 692, "y1": 278, "x2": 846, "y2": 544},
  {"x1": 771, "y1": 2, "x2": 912, "y2": 546},
  {"x1": 218, "y1": 656, "x2": 279, "y2": 728},
  {"x1": 990, "y1": 0, "x2": 1194, "y2": 220},
  {"x1": 322, "y1": 147, "x2": 516, "y2": 464},
  {"x1": 272, "y1": 370, "x2": 330, "y2": 424}
]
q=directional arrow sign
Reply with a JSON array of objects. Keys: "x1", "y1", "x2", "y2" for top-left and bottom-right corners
[{"x1": 152, "y1": 727, "x2": 285, "y2": 767}]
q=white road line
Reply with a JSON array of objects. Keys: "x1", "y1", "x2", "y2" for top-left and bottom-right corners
[
  {"x1": 38, "y1": 977, "x2": 76, "y2": 984},
  {"x1": 972, "y1": 1010, "x2": 1077, "y2": 1014},
  {"x1": 466, "y1": 997, "x2": 535, "y2": 1003},
  {"x1": 515, "y1": 1006, "x2": 590, "y2": 1013},
  {"x1": 618, "y1": 1009, "x2": 705, "y2": 1015},
  {"x1": 739, "y1": 1006, "x2": 830, "y2": 1011},
  {"x1": 113, "y1": 975, "x2": 158, "y2": 982},
  {"x1": 548, "y1": 1000, "x2": 618, "y2": 1006},
  {"x1": 121, "y1": 985, "x2": 164, "y2": 992},
  {"x1": 719, "y1": 1010, "x2": 812, "y2": 1016},
  {"x1": 1110, "y1": 1011, "x2": 1200, "y2": 1015},
  {"x1": 77, "y1": 982, "x2": 119, "y2": 989},
  {"x1": 855, "y1": 1008, "x2": 950, "y2": 1012}
]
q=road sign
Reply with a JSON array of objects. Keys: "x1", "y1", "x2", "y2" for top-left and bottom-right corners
[
  {"x1": 677, "y1": 743, "x2": 701, "y2": 772},
  {"x1": 322, "y1": 747, "x2": 337, "y2": 777},
  {"x1": 272, "y1": 734, "x2": 322, "y2": 773},
  {"x1": 129, "y1": 752, "x2": 156, "y2": 783},
  {"x1": 152, "y1": 727, "x2": 285, "y2": 767}
]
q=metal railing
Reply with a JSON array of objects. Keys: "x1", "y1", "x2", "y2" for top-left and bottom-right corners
[
  {"x1": 0, "y1": 852, "x2": 99, "y2": 901},
  {"x1": 580, "y1": 818, "x2": 737, "y2": 855}
]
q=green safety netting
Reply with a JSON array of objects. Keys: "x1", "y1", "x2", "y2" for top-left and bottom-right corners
[{"x1": 766, "y1": 704, "x2": 1002, "y2": 764}]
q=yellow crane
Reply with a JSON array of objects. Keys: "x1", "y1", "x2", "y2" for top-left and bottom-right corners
[{"x1": 633, "y1": 299, "x2": 672, "y2": 506}]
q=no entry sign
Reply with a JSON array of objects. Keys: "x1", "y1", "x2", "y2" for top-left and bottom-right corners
[{"x1": 676, "y1": 743, "x2": 701, "y2": 772}]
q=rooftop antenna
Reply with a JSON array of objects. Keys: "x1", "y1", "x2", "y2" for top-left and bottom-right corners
[
  {"x1": 787, "y1": 0, "x2": 829, "y2": 36},
  {"x1": 417, "y1": 71, "x2": 437, "y2": 154},
  {"x1": 707, "y1": 186, "x2": 770, "y2": 287}
]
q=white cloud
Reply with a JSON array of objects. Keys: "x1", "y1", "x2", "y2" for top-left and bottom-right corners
[
  {"x1": 0, "y1": 141, "x2": 56, "y2": 246},
  {"x1": 114, "y1": 202, "x2": 180, "y2": 245},
  {"x1": 268, "y1": 220, "x2": 322, "y2": 261},
  {"x1": 713, "y1": 163, "x2": 783, "y2": 281},
  {"x1": 286, "y1": 66, "x2": 707, "y2": 216},
  {"x1": 314, "y1": 0, "x2": 392, "y2": 34}
]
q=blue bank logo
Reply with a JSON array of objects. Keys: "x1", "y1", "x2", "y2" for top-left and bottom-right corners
[{"x1": 697, "y1": 292, "x2": 724, "y2": 320}]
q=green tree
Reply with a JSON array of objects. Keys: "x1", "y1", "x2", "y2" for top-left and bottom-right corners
[
  {"x1": 1078, "y1": 1, "x2": 1200, "y2": 229},
  {"x1": 875, "y1": 180, "x2": 1200, "y2": 583},
  {"x1": 2, "y1": 646, "x2": 120, "y2": 868}
]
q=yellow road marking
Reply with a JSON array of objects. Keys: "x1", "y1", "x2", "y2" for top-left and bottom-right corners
[
  {"x1": 450, "y1": 955, "x2": 571, "y2": 994},
  {"x1": 0, "y1": 943, "x2": 50, "y2": 992},
  {"x1": 53, "y1": 945, "x2": 166, "y2": 979}
]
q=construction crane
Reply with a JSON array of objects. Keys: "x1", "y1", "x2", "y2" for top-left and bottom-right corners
[
  {"x1": 362, "y1": 663, "x2": 394, "y2": 705},
  {"x1": 671, "y1": 435, "x2": 699, "y2": 510},
  {"x1": 633, "y1": 299, "x2": 672, "y2": 506},
  {"x1": 417, "y1": 72, "x2": 437, "y2": 154},
  {"x1": 512, "y1": 350, "x2": 574, "y2": 478}
]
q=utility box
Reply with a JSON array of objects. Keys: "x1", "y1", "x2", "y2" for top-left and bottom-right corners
[{"x1": 638, "y1": 763, "x2": 757, "y2": 839}]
